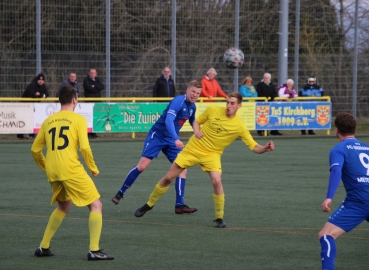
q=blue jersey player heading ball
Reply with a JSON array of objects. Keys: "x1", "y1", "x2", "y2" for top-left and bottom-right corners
[
  {"x1": 112, "y1": 80, "x2": 202, "y2": 214},
  {"x1": 319, "y1": 112, "x2": 369, "y2": 270}
]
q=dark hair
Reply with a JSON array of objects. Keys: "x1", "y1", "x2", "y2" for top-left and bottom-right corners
[
  {"x1": 228, "y1": 92, "x2": 243, "y2": 104},
  {"x1": 59, "y1": 85, "x2": 77, "y2": 105},
  {"x1": 334, "y1": 112, "x2": 356, "y2": 135},
  {"x1": 188, "y1": 80, "x2": 202, "y2": 89}
]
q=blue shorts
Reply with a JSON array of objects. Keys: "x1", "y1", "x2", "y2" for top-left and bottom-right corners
[
  {"x1": 328, "y1": 200, "x2": 369, "y2": 232},
  {"x1": 141, "y1": 129, "x2": 181, "y2": 163}
]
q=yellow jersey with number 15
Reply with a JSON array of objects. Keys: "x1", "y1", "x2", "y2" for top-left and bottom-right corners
[
  {"x1": 31, "y1": 110, "x2": 98, "y2": 182},
  {"x1": 185, "y1": 105, "x2": 258, "y2": 155}
]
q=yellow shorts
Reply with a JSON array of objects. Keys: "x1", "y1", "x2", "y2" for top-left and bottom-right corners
[
  {"x1": 50, "y1": 175, "x2": 100, "y2": 207},
  {"x1": 175, "y1": 148, "x2": 222, "y2": 172}
]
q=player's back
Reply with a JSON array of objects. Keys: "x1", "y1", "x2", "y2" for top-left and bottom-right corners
[
  {"x1": 335, "y1": 138, "x2": 369, "y2": 205},
  {"x1": 41, "y1": 110, "x2": 88, "y2": 181}
]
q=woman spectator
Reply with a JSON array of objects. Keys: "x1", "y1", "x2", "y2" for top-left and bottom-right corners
[
  {"x1": 201, "y1": 68, "x2": 227, "y2": 102},
  {"x1": 278, "y1": 78, "x2": 298, "y2": 99},
  {"x1": 239, "y1": 76, "x2": 257, "y2": 100}
]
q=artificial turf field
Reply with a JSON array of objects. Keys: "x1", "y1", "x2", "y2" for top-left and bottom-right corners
[{"x1": 1, "y1": 136, "x2": 369, "y2": 269}]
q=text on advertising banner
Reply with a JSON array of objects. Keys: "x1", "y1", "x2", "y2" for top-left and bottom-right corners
[
  {"x1": 33, "y1": 103, "x2": 94, "y2": 133},
  {"x1": 0, "y1": 103, "x2": 34, "y2": 134},
  {"x1": 255, "y1": 102, "x2": 331, "y2": 130},
  {"x1": 93, "y1": 102, "x2": 256, "y2": 133},
  {"x1": 93, "y1": 103, "x2": 167, "y2": 132}
]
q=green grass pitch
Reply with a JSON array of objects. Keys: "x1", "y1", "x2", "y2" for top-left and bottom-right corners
[{"x1": 1, "y1": 136, "x2": 369, "y2": 269}]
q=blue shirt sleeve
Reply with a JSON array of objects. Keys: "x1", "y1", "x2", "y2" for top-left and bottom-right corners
[
  {"x1": 165, "y1": 113, "x2": 179, "y2": 140},
  {"x1": 326, "y1": 165, "x2": 342, "y2": 199},
  {"x1": 239, "y1": 85, "x2": 247, "y2": 97}
]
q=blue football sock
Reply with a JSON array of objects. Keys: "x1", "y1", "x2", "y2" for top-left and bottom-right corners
[
  {"x1": 320, "y1": 235, "x2": 336, "y2": 270},
  {"x1": 175, "y1": 177, "x2": 186, "y2": 207},
  {"x1": 119, "y1": 166, "x2": 142, "y2": 194}
]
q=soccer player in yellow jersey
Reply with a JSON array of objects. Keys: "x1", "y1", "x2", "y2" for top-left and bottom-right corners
[
  {"x1": 134, "y1": 92, "x2": 275, "y2": 228},
  {"x1": 31, "y1": 85, "x2": 114, "y2": 260}
]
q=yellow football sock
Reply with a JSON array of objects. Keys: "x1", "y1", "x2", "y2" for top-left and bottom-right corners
[
  {"x1": 89, "y1": 211, "x2": 102, "y2": 251},
  {"x1": 147, "y1": 182, "x2": 170, "y2": 207},
  {"x1": 40, "y1": 208, "x2": 66, "y2": 249},
  {"x1": 213, "y1": 193, "x2": 225, "y2": 219}
]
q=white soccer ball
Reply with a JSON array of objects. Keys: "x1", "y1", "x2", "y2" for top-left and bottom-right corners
[{"x1": 223, "y1": 47, "x2": 244, "y2": 68}]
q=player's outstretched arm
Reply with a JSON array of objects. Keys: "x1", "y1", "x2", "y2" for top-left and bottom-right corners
[{"x1": 253, "y1": 141, "x2": 275, "y2": 154}]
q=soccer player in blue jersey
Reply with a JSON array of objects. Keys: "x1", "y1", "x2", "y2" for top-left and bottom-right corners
[
  {"x1": 318, "y1": 112, "x2": 369, "y2": 270},
  {"x1": 111, "y1": 80, "x2": 202, "y2": 214},
  {"x1": 134, "y1": 92, "x2": 275, "y2": 228}
]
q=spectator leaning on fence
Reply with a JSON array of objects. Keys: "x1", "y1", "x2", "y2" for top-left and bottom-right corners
[
  {"x1": 278, "y1": 78, "x2": 298, "y2": 100},
  {"x1": 299, "y1": 77, "x2": 324, "y2": 135},
  {"x1": 201, "y1": 68, "x2": 227, "y2": 102},
  {"x1": 152, "y1": 67, "x2": 176, "y2": 100},
  {"x1": 239, "y1": 76, "x2": 257, "y2": 100},
  {"x1": 256, "y1": 73, "x2": 281, "y2": 136},
  {"x1": 17, "y1": 73, "x2": 49, "y2": 140},
  {"x1": 56, "y1": 72, "x2": 81, "y2": 97}
]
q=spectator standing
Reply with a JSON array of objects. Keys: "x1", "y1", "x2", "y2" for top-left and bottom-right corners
[
  {"x1": 17, "y1": 73, "x2": 49, "y2": 140},
  {"x1": 299, "y1": 77, "x2": 324, "y2": 135},
  {"x1": 152, "y1": 67, "x2": 176, "y2": 99},
  {"x1": 278, "y1": 79, "x2": 298, "y2": 99},
  {"x1": 83, "y1": 68, "x2": 104, "y2": 139},
  {"x1": 56, "y1": 72, "x2": 81, "y2": 97},
  {"x1": 201, "y1": 68, "x2": 227, "y2": 102},
  {"x1": 239, "y1": 76, "x2": 258, "y2": 100},
  {"x1": 256, "y1": 73, "x2": 281, "y2": 136}
]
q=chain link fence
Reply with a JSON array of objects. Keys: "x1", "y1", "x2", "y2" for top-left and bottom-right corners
[{"x1": 1, "y1": 0, "x2": 368, "y2": 116}]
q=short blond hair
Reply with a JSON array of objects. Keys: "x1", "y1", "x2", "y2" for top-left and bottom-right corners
[{"x1": 188, "y1": 80, "x2": 202, "y2": 89}]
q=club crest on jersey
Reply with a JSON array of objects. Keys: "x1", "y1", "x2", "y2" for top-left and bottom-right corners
[
  {"x1": 256, "y1": 106, "x2": 270, "y2": 126},
  {"x1": 316, "y1": 106, "x2": 330, "y2": 126},
  {"x1": 189, "y1": 109, "x2": 193, "y2": 116}
]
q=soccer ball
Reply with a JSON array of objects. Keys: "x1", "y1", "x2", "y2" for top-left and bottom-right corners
[{"x1": 223, "y1": 47, "x2": 244, "y2": 68}]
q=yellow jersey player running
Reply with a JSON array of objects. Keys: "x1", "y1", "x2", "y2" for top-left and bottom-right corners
[
  {"x1": 134, "y1": 92, "x2": 275, "y2": 227},
  {"x1": 31, "y1": 85, "x2": 114, "y2": 260}
]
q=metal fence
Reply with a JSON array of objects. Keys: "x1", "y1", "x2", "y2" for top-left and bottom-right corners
[{"x1": 1, "y1": 0, "x2": 368, "y2": 116}]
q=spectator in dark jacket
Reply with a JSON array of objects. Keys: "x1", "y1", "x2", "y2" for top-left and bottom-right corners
[
  {"x1": 153, "y1": 67, "x2": 175, "y2": 100},
  {"x1": 56, "y1": 72, "x2": 80, "y2": 97},
  {"x1": 17, "y1": 73, "x2": 49, "y2": 140},
  {"x1": 299, "y1": 77, "x2": 324, "y2": 135},
  {"x1": 22, "y1": 73, "x2": 50, "y2": 99},
  {"x1": 83, "y1": 68, "x2": 104, "y2": 98},
  {"x1": 256, "y1": 73, "x2": 281, "y2": 136},
  {"x1": 83, "y1": 68, "x2": 104, "y2": 139}
]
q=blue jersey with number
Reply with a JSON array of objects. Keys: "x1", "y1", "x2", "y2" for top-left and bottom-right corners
[
  {"x1": 330, "y1": 138, "x2": 369, "y2": 205},
  {"x1": 151, "y1": 95, "x2": 196, "y2": 140}
]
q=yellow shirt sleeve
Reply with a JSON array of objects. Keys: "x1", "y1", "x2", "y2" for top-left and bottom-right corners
[
  {"x1": 77, "y1": 115, "x2": 99, "y2": 174},
  {"x1": 31, "y1": 123, "x2": 47, "y2": 172}
]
